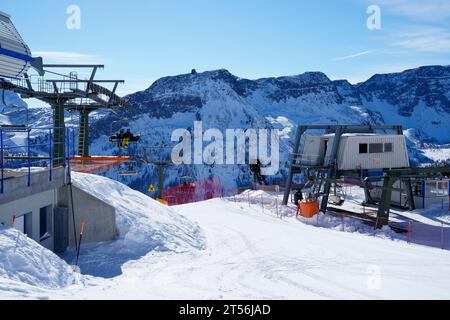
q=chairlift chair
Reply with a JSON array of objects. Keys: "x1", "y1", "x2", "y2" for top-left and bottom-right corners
[
  {"x1": 109, "y1": 119, "x2": 140, "y2": 150},
  {"x1": 118, "y1": 160, "x2": 139, "y2": 176},
  {"x1": 179, "y1": 175, "x2": 196, "y2": 191}
]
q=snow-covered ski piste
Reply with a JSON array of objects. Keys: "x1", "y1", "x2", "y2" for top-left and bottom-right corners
[{"x1": 1, "y1": 173, "x2": 450, "y2": 300}]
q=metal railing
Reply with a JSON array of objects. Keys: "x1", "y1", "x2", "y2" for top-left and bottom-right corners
[{"x1": 0, "y1": 126, "x2": 77, "y2": 193}]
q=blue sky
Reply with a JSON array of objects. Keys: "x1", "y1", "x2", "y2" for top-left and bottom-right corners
[{"x1": 3, "y1": 0, "x2": 450, "y2": 96}]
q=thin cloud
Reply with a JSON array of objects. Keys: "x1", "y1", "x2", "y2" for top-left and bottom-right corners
[
  {"x1": 332, "y1": 50, "x2": 372, "y2": 61},
  {"x1": 373, "y1": 0, "x2": 450, "y2": 21},
  {"x1": 33, "y1": 51, "x2": 104, "y2": 64},
  {"x1": 393, "y1": 26, "x2": 450, "y2": 53}
]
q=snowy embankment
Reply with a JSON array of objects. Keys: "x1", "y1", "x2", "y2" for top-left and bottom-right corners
[
  {"x1": 0, "y1": 227, "x2": 76, "y2": 291},
  {"x1": 0, "y1": 172, "x2": 204, "y2": 295},
  {"x1": 65, "y1": 172, "x2": 204, "y2": 278},
  {"x1": 72, "y1": 172, "x2": 204, "y2": 254}
]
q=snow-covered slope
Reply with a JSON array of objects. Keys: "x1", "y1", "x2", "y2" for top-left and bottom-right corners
[
  {"x1": 72, "y1": 172, "x2": 204, "y2": 255},
  {"x1": 3, "y1": 188, "x2": 450, "y2": 299},
  {"x1": 357, "y1": 66, "x2": 450, "y2": 145},
  {"x1": 0, "y1": 172, "x2": 205, "y2": 295}
]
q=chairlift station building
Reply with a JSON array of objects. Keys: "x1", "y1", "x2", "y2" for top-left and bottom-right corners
[{"x1": 300, "y1": 133, "x2": 410, "y2": 170}]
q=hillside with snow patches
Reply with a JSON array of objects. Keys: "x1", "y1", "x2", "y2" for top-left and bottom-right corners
[
  {"x1": 1, "y1": 65, "x2": 450, "y2": 193},
  {"x1": 89, "y1": 65, "x2": 450, "y2": 193}
]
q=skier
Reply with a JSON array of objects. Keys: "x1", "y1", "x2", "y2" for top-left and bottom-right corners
[
  {"x1": 250, "y1": 159, "x2": 266, "y2": 185},
  {"x1": 122, "y1": 129, "x2": 132, "y2": 148},
  {"x1": 109, "y1": 129, "x2": 125, "y2": 148},
  {"x1": 294, "y1": 189, "x2": 303, "y2": 205}
]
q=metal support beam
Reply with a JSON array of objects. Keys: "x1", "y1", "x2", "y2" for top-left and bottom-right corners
[
  {"x1": 282, "y1": 126, "x2": 305, "y2": 205},
  {"x1": 375, "y1": 176, "x2": 397, "y2": 229},
  {"x1": 157, "y1": 163, "x2": 166, "y2": 200},
  {"x1": 52, "y1": 102, "x2": 66, "y2": 167},
  {"x1": 46, "y1": 79, "x2": 125, "y2": 83},
  {"x1": 43, "y1": 64, "x2": 105, "y2": 69},
  {"x1": 371, "y1": 166, "x2": 450, "y2": 228},
  {"x1": 363, "y1": 183, "x2": 376, "y2": 205},
  {"x1": 320, "y1": 126, "x2": 344, "y2": 213},
  {"x1": 405, "y1": 178, "x2": 416, "y2": 211}
]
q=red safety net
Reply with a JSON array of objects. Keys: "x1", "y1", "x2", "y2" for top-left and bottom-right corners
[
  {"x1": 70, "y1": 156, "x2": 131, "y2": 174},
  {"x1": 163, "y1": 177, "x2": 226, "y2": 205}
]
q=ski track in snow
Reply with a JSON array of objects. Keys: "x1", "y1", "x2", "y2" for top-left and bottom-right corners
[
  {"x1": 4, "y1": 194, "x2": 450, "y2": 299},
  {"x1": 1, "y1": 174, "x2": 450, "y2": 299}
]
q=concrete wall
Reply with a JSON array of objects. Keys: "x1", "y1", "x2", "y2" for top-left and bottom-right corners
[
  {"x1": 0, "y1": 167, "x2": 67, "y2": 205},
  {"x1": 0, "y1": 189, "x2": 56, "y2": 251},
  {"x1": 0, "y1": 167, "x2": 117, "y2": 252},
  {"x1": 58, "y1": 185, "x2": 117, "y2": 246}
]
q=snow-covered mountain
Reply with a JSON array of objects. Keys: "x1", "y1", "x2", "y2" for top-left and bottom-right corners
[{"x1": 1, "y1": 66, "x2": 449, "y2": 193}]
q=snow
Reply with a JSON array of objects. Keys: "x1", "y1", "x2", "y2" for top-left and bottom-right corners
[
  {"x1": 1, "y1": 174, "x2": 450, "y2": 299},
  {"x1": 420, "y1": 147, "x2": 450, "y2": 162},
  {"x1": 0, "y1": 227, "x2": 76, "y2": 291},
  {"x1": 68, "y1": 172, "x2": 205, "y2": 277}
]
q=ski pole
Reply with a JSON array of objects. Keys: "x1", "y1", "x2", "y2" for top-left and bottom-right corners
[
  {"x1": 275, "y1": 197, "x2": 279, "y2": 218},
  {"x1": 407, "y1": 220, "x2": 411, "y2": 244},
  {"x1": 261, "y1": 194, "x2": 264, "y2": 213},
  {"x1": 76, "y1": 222, "x2": 86, "y2": 266}
]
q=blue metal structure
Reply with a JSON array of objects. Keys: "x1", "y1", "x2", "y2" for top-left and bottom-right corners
[{"x1": 0, "y1": 126, "x2": 76, "y2": 193}]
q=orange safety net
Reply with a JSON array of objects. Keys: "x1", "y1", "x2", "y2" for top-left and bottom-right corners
[
  {"x1": 69, "y1": 156, "x2": 131, "y2": 174},
  {"x1": 163, "y1": 177, "x2": 225, "y2": 205}
]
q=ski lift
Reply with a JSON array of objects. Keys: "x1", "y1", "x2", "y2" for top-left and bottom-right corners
[
  {"x1": 109, "y1": 120, "x2": 140, "y2": 150},
  {"x1": 118, "y1": 160, "x2": 139, "y2": 176}
]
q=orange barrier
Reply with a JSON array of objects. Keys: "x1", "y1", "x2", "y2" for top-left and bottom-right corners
[
  {"x1": 70, "y1": 156, "x2": 131, "y2": 161},
  {"x1": 298, "y1": 201, "x2": 319, "y2": 218},
  {"x1": 70, "y1": 156, "x2": 131, "y2": 174},
  {"x1": 163, "y1": 178, "x2": 224, "y2": 205}
]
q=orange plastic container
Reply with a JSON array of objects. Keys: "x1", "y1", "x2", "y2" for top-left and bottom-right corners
[{"x1": 298, "y1": 201, "x2": 319, "y2": 218}]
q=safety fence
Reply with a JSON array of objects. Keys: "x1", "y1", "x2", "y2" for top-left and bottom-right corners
[
  {"x1": 0, "y1": 126, "x2": 76, "y2": 193},
  {"x1": 224, "y1": 189, "x2": 295, "y2": 219},
  {"x1": 401, "y1": 220, "x2": 450, "y2": 250},
  {"x1": 226, "y1": 189, "x2": 450, "y2": 251},
  {"x1": 163, "y1": 177, "x2": 225, "y2": 205}
]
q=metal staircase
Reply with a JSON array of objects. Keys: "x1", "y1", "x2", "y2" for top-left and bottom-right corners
[{"x1": 77, "y1": 109, "x2": 90, "y2": 156}]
